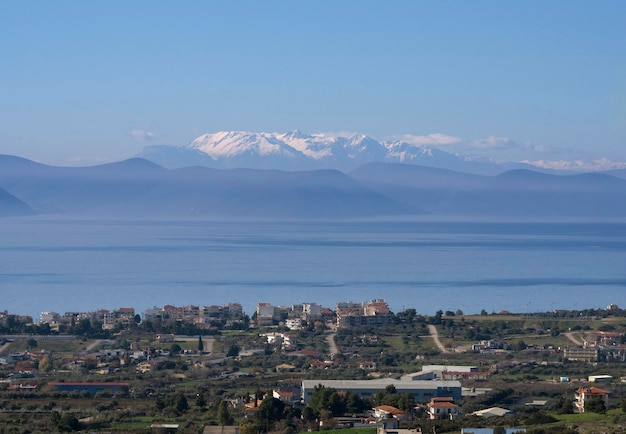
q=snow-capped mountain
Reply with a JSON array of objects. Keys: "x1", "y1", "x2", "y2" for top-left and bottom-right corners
[
  {"x1": 138, "y1": 130, "x2": 527, "y2": 174},
  {"x1": 184, "y1": 130, "x2": 391, "y2": 170}
]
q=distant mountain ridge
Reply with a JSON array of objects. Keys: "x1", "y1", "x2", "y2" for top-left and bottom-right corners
[
  {"x1": 0, "y1": 155, "x2": 407, "y2": 218},
  {"x1": 350, "y1": 163, "x2": 626, "y2": 217},
  {"x1": 138, "y1": 130, "x2": 536, "y2": 175},
  {"x1": 2, "y1": 154, "x2": 626, "y2": 218},
  {"x1": 0, "y1": 186, "x2": 35, "y2": 217}
]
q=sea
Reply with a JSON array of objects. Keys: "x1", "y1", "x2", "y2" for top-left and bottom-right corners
[{"x1": 1, "y1": 216, "x2": 626, "y2": 321}]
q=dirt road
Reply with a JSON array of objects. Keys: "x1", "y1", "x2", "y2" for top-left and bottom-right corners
[
  {"x1": 428, "y1": 324, "x2": 450, "y2": 354},
  {"x1": 325, "y1": 331, "x2": 338, "y2": 355},
  {"x1": 564, "y1": 332, "x2": 585, "y2": 346}
]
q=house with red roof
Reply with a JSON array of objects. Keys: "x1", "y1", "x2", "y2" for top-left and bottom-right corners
[
  {"x1": 359, "y1": 361, "x2": 378, "y2": 370},
  {"x1": 373, "y1": 405, "x2": 407, "y2": 421},
  {"x1": 426, "y1": 397, "x2": 459, "y2": 420},
  {"x1": 574, "y1": 387, "x2": 610, "y2": 413}
]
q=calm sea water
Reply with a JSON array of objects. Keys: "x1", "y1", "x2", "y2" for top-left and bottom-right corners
[{"x1": 1, "y1": 216, "x2": 625, "y2": 321}]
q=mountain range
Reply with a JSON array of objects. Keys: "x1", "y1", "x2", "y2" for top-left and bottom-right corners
[
  {"x1": 137, "y1": 130, "x2": 539, "y2": 175},
  {"x1": 2, "y1": 154, "x2": 626, "y2": 219}
]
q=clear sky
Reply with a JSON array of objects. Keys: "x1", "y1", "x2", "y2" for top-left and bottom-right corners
[{"x1": 1, "y1": 1, "x2": 625, "y2": 167}]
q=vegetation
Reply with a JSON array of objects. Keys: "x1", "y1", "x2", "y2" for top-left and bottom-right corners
[{"x1": 2, "y1": 307, "x2": 626, "y2": 432}]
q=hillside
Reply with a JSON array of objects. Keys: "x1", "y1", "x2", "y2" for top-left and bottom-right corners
[{"x1": 2, "y1": 155, "x2": 626, "y2": 218}]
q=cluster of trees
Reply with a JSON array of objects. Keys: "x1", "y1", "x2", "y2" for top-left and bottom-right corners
[
  {"x1": 1, "y1": 312, "x2": 252, "y2": 339},
  {"x1": 0, "y1": 315, "x2": 50, "y2": 335},
  {"x1": 51, "y1": 412, "x2": 82, "y2": 432},
  {"x1": 234, "y1": 385, "x2": 372, "y2": 432},
  {"x1": 371, "y1": 385, "x2": 415, "y2": 412},
  {"x1": 155, "y1": 392, "x2": 190, "y2": 416},
  {"x1": 306, "y1": 385, "x2": 368, "y2": 418}
]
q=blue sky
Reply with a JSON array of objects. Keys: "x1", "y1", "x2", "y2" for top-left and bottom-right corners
[{"x1": 1, "y1": 1, "x2": 625, "y2": 167}]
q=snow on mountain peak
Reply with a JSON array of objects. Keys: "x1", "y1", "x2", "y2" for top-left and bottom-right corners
[
  {"x1": 184, "y1": 130, "x2": 444, "y2": 167},
  {"x1": 189, "y1": 131, "x2": 298, "y2": 158},
  {"x1": 140, "y1": 130, "x2": 626, "y2": 175}
]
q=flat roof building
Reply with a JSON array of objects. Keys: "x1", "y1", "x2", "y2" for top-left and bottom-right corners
[{"x1": 302, "y1": 379, "x2": 461, "y2": 404}]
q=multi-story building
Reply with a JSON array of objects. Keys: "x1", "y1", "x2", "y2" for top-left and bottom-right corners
[
  {"x1": 285, "y1": 318, "x2": 303, "y2": 330},
  {"x1": 39, "y1": 312, "x2": 60, "y2": 324},
  {"x1": 302, "y1": 303, "x2": 322, "y2": 320},
  {"x1": 336, "y1": 299, "x2": 391, "y2": 328},
  {"x1": 574, "y1": 387, "x2": 610, "y2": 413},
  {"x1": 256, "y1": 302, "x2": 277, "y2": 326},
  {"x1": 564, "y1": 347, "x2": 599, "y2": 362}
]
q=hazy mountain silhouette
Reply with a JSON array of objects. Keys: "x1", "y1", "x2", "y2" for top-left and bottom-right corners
[
  {"x1": 0, "y1": 186, "x2": 35, "y2": 217},
  {"x1": 2, "y1": 155, "x2": 626, "y2": 218},
  {"x1": 350, "y1": 163, "x2": 626, "y2": 217},
  {"x1": 603, "y1": 168, "x2": 626, "y2": 181},
  {"x1": 0, "y1": 155, "x2": 406, "y2": 218}
]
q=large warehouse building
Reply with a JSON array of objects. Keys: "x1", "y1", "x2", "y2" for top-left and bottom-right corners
[{"x1": 301, "y1": 378, "x2": 462, "y2": 404}]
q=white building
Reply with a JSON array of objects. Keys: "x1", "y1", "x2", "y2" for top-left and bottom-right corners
[
  {"x1": 285, "y1": 318, "x2": 302, "y2": 330},
  {"x1": 39, "y1": 311, "x2": 60, "y2": 324}
]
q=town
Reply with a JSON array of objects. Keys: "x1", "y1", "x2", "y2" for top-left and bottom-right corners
[{"x1": 2, "y1": 299, "x2": 626, "y2": 433}]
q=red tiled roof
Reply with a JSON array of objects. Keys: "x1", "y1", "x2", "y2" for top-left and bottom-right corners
[
  {"x1": 576, "y1": 387, "x2": 609, "y2": 396},
  {"x1": 597, "y1": 332, "x2": 620, "y2": 337},
  {"x1": 375, "y1": 405, "x2": 405, "y2": 415},
  {"x1": 428, "y1": 401, "x2": 458, "y2": 408}
]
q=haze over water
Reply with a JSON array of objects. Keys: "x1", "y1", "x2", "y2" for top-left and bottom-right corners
[{"x1": 1, "y1": 217, "x2": 625, "y2": 321}]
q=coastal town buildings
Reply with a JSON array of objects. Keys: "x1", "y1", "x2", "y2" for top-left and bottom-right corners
[{"x1": 336, "y1": 299, "x2": 391, "y2": 328}]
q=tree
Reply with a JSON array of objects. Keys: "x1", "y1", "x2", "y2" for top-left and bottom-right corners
[
  {"x1": 554, "y1": 394, "x2": 574, "y2": 415},
  {"x1": 397, "y1": 308, "x2": 416, "y2": 324},
  {"x1": 57, "y1": 413, "x2": 81, "y2": 432},
  {"x1": 327, "y1": 392, "x2": 346, "y2": 416},
  {"x1": 309, "y1": 385, "x2": 343, "y2": 416},
  {"x1": 174, "y1": 393, "x2": 189, "y2": 414},
  {"x1": 227, "y1": 344, "x2": 239, "y2": 357},
  {"x1": 198, "y1": 335, "x2": 204, "y2": 352},
  {"x1": 240, "y1": 423, "x2": 259, "y2": 434},
  {"x1": 49, "y1": 411, "x2": 61, "y2": 426},
  {"x1": 196, "y1": 393, "x2": 207, "y2": 410},
  {"x1": 155, "y1": 397, "x2": 165, "y2": 411},
  {"x1": 585, "y1": 398, "x2": 606, "y2": 414},
  {"x1": 432, "y1": 310, "x2": 443, "y2": 324},
  {"x1": 217, "y1": 398, "x2": 235, "y2": 425},
  {"x1": 345, "y1": 391, "x2": 367, "y2": 414},
  {"x1": 258, "y1": 396, "x2": 285, "y2": 429},
  {"x1": 397, "y1": 393, "x2": 415, "y2": 413},
  {"x1": 26, "y1": 338, "x2": 38, "y2": 349},
  {"x1": 302, "y1": 406, "x2": 317, "y2": 423},
  {"x1": 170, "y1": 343, "x2": 182, "y2": 354}
]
